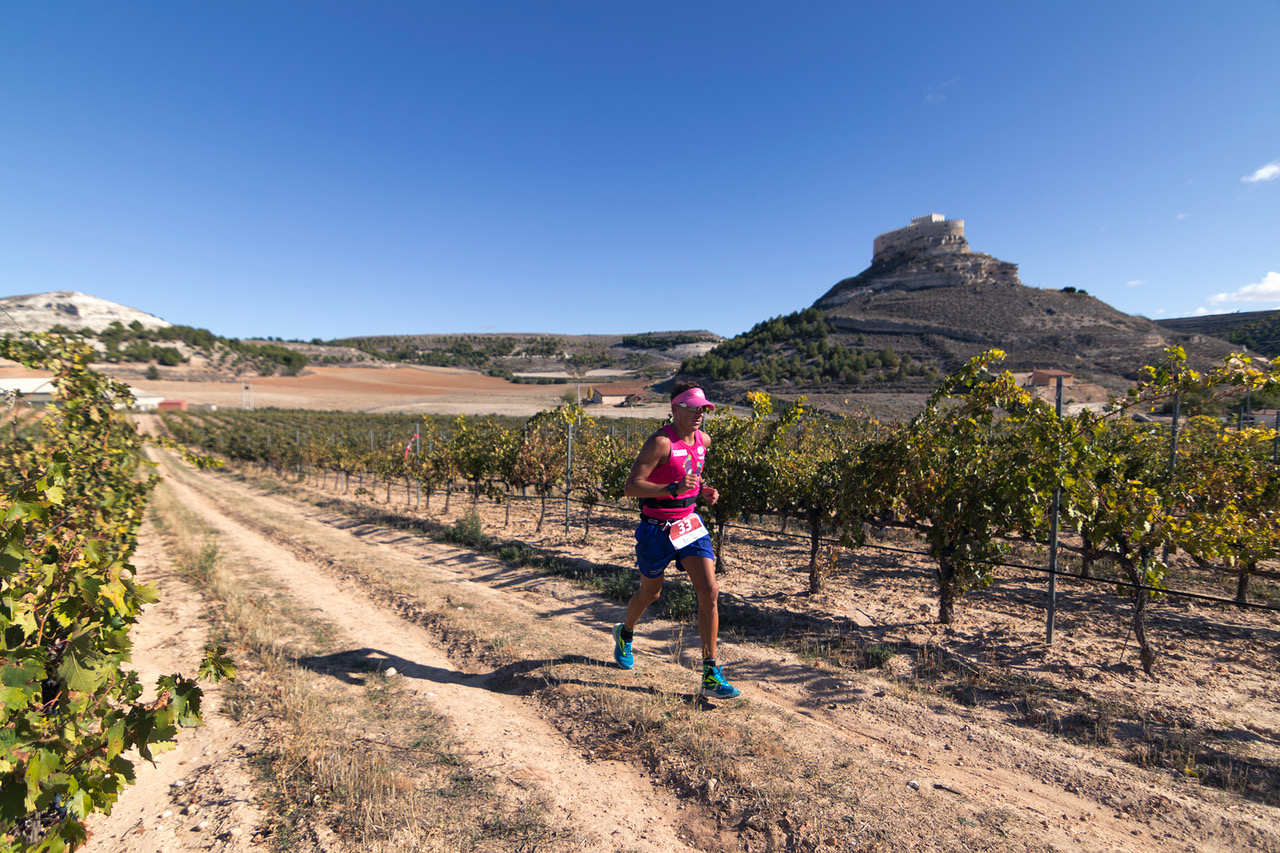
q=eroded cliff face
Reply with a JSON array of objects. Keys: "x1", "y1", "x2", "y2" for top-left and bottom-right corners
[{"x1": 814, "y1": 250, "x2": 1021, "y2": 309}]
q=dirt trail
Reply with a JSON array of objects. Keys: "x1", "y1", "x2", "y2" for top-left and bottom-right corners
[
  {"x1": 90, "y1": 449, "x2": 1280, "y2": 852},
  {"x1": 82, "y1": 513, "x2": 265, "y2": 852},
  {"x1": 118, "y1": 452, "x2": 705, "y2": 852}
]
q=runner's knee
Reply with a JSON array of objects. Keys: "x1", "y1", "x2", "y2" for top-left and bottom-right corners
[
  {"x1": 700, "y1": 578, "x2": 719, "y2": 602},
  {"x1": 690, "y1": 572, "x2": 718, "y2": 601},
  {"x1": 636, "y1": 577, "x2": 663, "y2": 604}
]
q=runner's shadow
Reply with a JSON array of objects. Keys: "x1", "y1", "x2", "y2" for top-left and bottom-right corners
[
  {"x1": 294, "y1": 648, "x2": 469, "y2": 687},
  {"x1": 294, "y1": 649, "x2": 687, "y2": 703}
]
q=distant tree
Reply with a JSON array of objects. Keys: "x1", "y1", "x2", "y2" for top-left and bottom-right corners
[{"x1": 155, "y1": 346, "x2": 184, "y2": 366}]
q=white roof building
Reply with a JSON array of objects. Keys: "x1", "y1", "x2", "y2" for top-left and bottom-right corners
[{"x1": 1, "y1": 377, "x2": 164, "y2": 411}]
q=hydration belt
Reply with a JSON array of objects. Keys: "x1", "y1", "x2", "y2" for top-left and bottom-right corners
[{"x1": 640, "y1": 495, "x2": 697, "y2": 510}]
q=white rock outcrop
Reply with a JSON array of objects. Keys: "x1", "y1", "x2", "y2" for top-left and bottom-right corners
[{"x1": 0, "y1": 291, "x2": 170, "y2": 335}]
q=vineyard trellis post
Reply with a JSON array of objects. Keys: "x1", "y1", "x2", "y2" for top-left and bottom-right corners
[
  {"x1": 1046, "y1": 376, "x2": 1063, "y2": 645},
  {"x1": 1168, "y1": 392, "x2": 1181, "y2": 484},
  {"x1": 565, "y1": 417, "x2": 574, "y2": 534}
]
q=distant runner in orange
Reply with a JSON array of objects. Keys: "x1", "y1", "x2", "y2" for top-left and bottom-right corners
[{"x1": 610, "y1": 381, "x2": 740, "y2": 700}]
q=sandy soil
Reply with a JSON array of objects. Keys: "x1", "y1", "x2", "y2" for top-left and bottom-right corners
[
  {"x1": 85, "y1": 426, "x2": 1280, "y2": 852},
  {"x1": 0, "y1": 362, "x2": 674, "y2": 419},
  {"x1": 132, "y1": 364, "x2": 569, "y2": 414},
  {"x1": 81, "y1": 511, "x2": 265, "y2": 852}
]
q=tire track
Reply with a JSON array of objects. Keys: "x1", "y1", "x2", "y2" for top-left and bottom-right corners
[{"x1": 154, "y1": 452, "x2": 710, "y2": 852}]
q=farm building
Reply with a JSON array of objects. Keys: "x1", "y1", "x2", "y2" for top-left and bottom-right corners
[
  {"x1": 585, "y1": 383, "x2": 649, "y2": 407},
  {"x1": 0, "y1": 377, "x2": 164, "y2": 411},
  {"x1": 1027, "y1": 369, "x2": 1075, "y2": 387}
]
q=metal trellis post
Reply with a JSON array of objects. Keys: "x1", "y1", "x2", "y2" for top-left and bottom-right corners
[{"x1": 565, "y1": 419, "x2": 574, "y2": 534}]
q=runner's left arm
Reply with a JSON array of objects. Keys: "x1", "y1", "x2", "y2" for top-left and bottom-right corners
[{"x1": 698, "y1": 431, "x2": 719, "y2": 505}]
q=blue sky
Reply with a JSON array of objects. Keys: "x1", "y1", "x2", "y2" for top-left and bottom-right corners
[{"x1": 3, "y1": 2, "x2": 1277, "y2": 341}]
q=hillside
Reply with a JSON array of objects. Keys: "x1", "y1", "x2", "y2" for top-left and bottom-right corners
[
  {"x1": 816, "y1": 281, "x2": 1239, "y2": 386},
  {"x1": 327, "y1": 330, "x2": 722, "y2": 379},
  {"x1": 1, "y1": 290, "x2": 725, "y2": 393},
  {"x1": 1158, "y1": 310, "x2": 1280, "y2": 359},
  {"x1": 0, "y1": 291, "x2": 328, "y2": 379}
]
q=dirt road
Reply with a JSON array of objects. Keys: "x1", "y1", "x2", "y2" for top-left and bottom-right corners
[{"x1": 87, "y1": 450, "x2": 1280, "y2": 852}]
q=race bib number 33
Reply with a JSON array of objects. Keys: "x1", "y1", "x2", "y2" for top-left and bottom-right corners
[{"x1": 668, "y1": 514, "x2": 708, "y2": 549}]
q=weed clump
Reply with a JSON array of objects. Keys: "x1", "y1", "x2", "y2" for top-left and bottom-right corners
[
  {"x1": 601, "y1": 572, "x2": 637, "y2": 602},
  {"x1": 657, "y1": 582, "x2": 697, "y2": 621},
  {"x1": 443, "y1": 510, "x2": 489, "y2": 547},
  {"x1": 864, "y1": 643, "x2": 896, "y2": 669}
]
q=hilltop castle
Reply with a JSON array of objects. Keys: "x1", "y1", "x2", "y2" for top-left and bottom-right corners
[
  {"x1": 872, "y1": 213, "x2": 969, "y2": 265},
  {"x1": 813, "y1": 214, "x2": 1020, "y2": 309}
]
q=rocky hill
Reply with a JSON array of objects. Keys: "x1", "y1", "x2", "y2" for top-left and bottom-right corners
[
  {"x1": 815, "y1": 214, "x2": 1020, "y2": 306},
  {"x1": 680, "y1": 215, "x2": 1247, "y2": 415},
  {"x1": 816, "y1": 215, "x2": 1247, "y2": 386}
]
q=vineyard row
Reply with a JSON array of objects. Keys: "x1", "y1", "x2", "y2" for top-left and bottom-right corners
[{"x1": 158, "y1": 346, "x2": 1280, "y2": 676}]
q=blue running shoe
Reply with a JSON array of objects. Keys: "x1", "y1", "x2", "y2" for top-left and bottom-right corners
[
  {"x1": 612, "y1": 623, "x2": 634, "y2": 670},
  {"x1": 700, "y1": 663, "x2": 741, "y2": 699}
]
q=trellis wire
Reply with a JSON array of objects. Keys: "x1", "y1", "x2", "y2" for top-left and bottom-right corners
[{"x1": 185, "y1": 411, "x2": 1280, "y2": 617}]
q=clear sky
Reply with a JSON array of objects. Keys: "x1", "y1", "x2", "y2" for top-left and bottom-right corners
[{"x1": 3, "y1": 2, "x2": 1277, "y2": 341}]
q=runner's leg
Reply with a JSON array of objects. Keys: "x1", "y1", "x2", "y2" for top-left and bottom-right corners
[
  {"x1": 623, "y1": 574, "x2": 664, "y2": 630},
  {"x1": 681, "y1": 555, "x2": 719, "y2": 661}
]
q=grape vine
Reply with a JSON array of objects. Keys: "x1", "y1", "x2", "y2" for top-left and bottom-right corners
[{"x1": 0, "y1": 335, "x2": 232, "y2": 852}]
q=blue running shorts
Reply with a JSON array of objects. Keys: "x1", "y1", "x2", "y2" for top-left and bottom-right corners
[{"x1": 635, "y1": 517, "x2": 716, "y2": 579}]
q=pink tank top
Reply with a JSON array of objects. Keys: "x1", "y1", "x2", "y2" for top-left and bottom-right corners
[{"x1": 641, "y1": 424, "x2": 707, "y2": 522}]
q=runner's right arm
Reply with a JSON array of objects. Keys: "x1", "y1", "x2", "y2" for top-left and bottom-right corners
[{"x1": 624, "y1": 432, "x2": 697, "y2": 498}]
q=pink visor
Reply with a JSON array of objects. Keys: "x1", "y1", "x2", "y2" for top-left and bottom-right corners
[{"x1": 672, "y1": 387, "x2": 715, "y2": 411}]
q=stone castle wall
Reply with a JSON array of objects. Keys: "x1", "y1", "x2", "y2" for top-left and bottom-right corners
[{"x1": 872, "y1": 214, "x2": 968, "y2": 264}]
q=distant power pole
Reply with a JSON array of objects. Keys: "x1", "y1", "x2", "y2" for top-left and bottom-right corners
[{"x1": 241, "y1": 383, "x2": 252, "y2": 410}]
